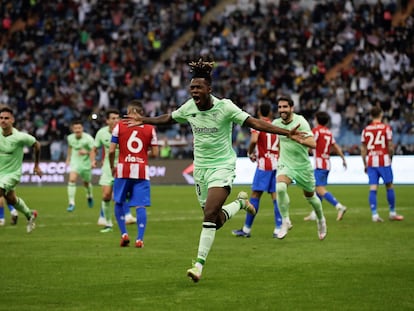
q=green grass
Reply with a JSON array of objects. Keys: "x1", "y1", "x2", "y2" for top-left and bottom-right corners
[{"x1": 0, "y1": 184, "x2": 413, "y2": 311}]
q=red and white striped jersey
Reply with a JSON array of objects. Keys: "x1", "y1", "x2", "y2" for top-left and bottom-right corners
[
  {"x1": 251, "y1": 117, "x2": 279, "y2": 171},
  {"x1": 313, "y1": 125, "x2": 335, "y2": 170},
  {"x1": 112, "y1": 122, "x2": 158, "y2": 179},
  {"x1": 361, "y1": 121, "x2": 392, "y2": 167}
]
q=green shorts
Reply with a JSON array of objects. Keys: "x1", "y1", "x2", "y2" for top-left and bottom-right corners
[
  {"x1": 99, "y1": 171, "x2": 114, "y2": 186},
  {"x1": 70, "y1": 167, "x2": 92, "y2": 183},
  {"x1": 193, "y1": 167, "x2": 236, "y2": 208},
  {"x1": 277, "y1": 165, "x2": 315, "y2": 192},
  {"x1": 0, "y1": 174, "x2": 19, "y2": 194}
]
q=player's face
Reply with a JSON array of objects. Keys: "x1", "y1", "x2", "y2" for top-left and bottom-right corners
[
  {"x1": 71, "y1": 124, "x2": 84, "y2": 138},
  {"x1": 189, "y1": 78, "x2": 212, "y2": 111},
  {"x1": 0, "y1": 111, "x2": 14, "y2": 130},
  {"x1": 277, "y1": 100, "x2": 293, "y2": 122},
  {"x1": 106, "y1": 113, "x2": 120, "y2": 129}
]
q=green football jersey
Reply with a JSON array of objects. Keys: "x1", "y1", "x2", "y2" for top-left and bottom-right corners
[
  {"x1": 172, "y1": 95, "x2": 249, "y2": 169},
  {"x1": 272, "y1": 113, "x2": 313, "y2": 170},
  {"x1": 67, "y1": 132, "x2": 94, "y2": 171},
  {"x1": 0, "y1": 128, "x2": 36, "y2": 178},
  {"x1": 94, "y1": 126, "x2": 119, "y2": 177}
]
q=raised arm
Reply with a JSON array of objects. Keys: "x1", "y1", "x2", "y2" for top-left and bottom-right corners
[{"x1": 243, "y1": 116, "x2": 290, "y2": 136}]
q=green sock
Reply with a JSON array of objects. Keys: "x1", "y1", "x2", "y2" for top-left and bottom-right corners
[
  {"x1": 102, "y1": 200, "x2": 112, "y2": 224},
  {"x1": 14, "y1": 197, "x2": 31, "y2": 219},
  {"x1": 307, "y1": 194, "x2": 324, "y2": 220},
  {"x1": 276, "y1": 182, "x2": 290, "y2": 218},
  {"x1": 67, "y1": 182, "x2": 76, "y2": 205},
  {"x1": 196, "y1": 222, "x2": 216, "y2": 264},
  {"x1": 86, "y1": 183, "x2": 93, "y2": 198},
  {"x1": 221, "y1": 200, "x2": 242, "y2": 221}
]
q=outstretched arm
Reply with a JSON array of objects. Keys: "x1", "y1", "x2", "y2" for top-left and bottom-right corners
[
  {"x1": 124, "y1": 113, "x2": 176, "y2": 126},
  {"x1": 243, "y1": 116, "x2": 291, "y2": 136}
]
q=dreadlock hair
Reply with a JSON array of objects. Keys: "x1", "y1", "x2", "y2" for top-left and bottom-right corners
[{"x1": 188, "y1": 58, "x2": 214, "y2": 85}]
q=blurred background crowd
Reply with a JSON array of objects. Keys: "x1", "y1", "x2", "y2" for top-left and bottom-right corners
[{"x1": 0, "y1": 0, "x2": 413, "y2": 160}]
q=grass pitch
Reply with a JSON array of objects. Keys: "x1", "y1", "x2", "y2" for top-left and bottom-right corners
[{"x1": 0, "y1": 184, "x2": 413, "y2": 311}]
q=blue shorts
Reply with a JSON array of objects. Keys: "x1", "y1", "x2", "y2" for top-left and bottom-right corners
[
  {"x1": 113, "y1": 178, "x2": 151, "y2": 207},
  {"x1": 252, "y1": 169, "x2": 276, "y2": 193},
  {"x1": 314, "y1": 169, "x2": 329, "y2": 187},
  {"x1": 367, "y1": 166, "x2": 393, "y2": 185}
]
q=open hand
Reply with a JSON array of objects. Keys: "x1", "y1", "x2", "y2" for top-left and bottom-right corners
[{"x1": 122, "y1": 113, "x2": 143, "y2": 127}]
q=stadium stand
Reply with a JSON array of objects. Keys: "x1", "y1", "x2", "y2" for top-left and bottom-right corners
[{"x1": 0, "y1": 0, "x2": 413, "y2": 159}]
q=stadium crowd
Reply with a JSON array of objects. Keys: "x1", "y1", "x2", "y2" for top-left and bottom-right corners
[{"x1": 0, "y1": 0, "x2": 413, "y2": 160}]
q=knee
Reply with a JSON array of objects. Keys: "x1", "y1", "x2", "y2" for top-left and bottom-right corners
[{"x1": 203, "y1": 208, "x2": 218, "y2": 223}]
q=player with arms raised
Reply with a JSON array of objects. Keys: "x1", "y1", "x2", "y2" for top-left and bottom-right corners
[
  {"x1": 123, "y1": 59, "x2": 305, "y2": 282},
  {"x1": 361, "y1": 106, "x2": 403, "y2": 222}
]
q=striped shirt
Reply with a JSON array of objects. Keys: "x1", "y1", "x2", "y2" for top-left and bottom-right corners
[
  {"x1": 361, "y1": 121, "x2": 392, "y2": 167},
  {"x1": 111, "y1": 122, "x2": 158, "y2": 179}
]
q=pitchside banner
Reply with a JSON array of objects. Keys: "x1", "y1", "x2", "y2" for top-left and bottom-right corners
[{"x1": 20, "y1": 156, "x2": 414, "y2": 185}]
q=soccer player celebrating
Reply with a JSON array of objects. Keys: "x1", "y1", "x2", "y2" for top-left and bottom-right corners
[
  {"x1": 109, "y1": 100, "x2": 159, "y2": 248},
  {"x1": 232, "y1": 102, "x2": 283, "y2": 238},
  {"x1": 273, "y1": 96, "x2": 327, "y2": 240},
  {"x1": 0, "y1": 106, "x2": 42, "y2": 233},
  {"x1": 65, "y1": 120, "x2": 95, "y2": 212},
  {"x1": 361, "y1": 106, "x2": 403, "y2": 222},
  {"x1": 304, "y1": 111, "x2": 347, "y2": 222},
  {"x1": 123, "y1": 59, "x2": 305, "y2": 283}
]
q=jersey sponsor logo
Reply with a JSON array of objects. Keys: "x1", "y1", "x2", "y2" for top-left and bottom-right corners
[
  {"x1": 124, "y1": 154, "x2": 144, "y2": 163},
  {"x1": 193, "y1": 126, "x2": 218, "y2": 134}
]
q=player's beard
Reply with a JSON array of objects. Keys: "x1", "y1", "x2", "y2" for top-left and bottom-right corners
[{"x1": 280, "y1": 111, "x2": 291, "y2": 122}]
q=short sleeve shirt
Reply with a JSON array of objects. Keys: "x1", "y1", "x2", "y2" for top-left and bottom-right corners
[
  {"x1": 172, "y1": 95, "x2": 249, "y2": 169},
  {"x1": 361, "y1": 121, "x2": 392, "y2": 167},
  {"x1": 67, "y1": 132, "x2": 95, "y2": 171},
  {"x1": 112, "y1": 122, "x2": 158, "y2": 180},
  {"x1": 272, "y1": 113, "x2": 313, "y2": 170},
  {"x1": 94, "y1": 126, "x2": 119, "y2": 177},
  {"x1": 313, "y1": 125, "x2": 335, "y2": 170},
  {"x1": 0, "y1": 128, "x2": 36, "y2": 178}
]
